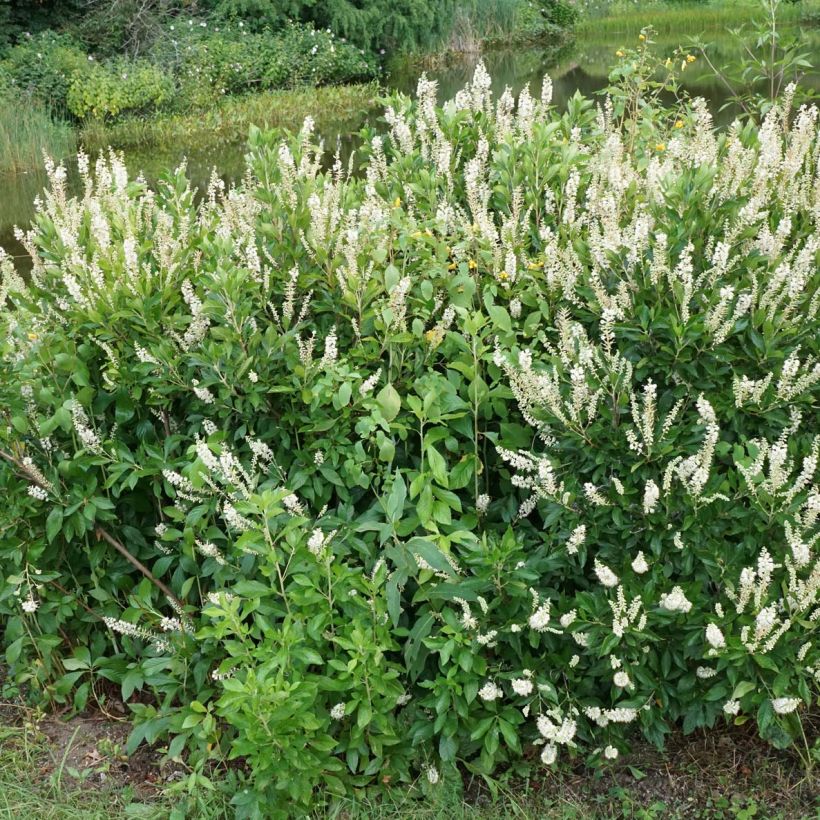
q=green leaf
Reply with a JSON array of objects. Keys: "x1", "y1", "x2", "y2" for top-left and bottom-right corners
[
  {"x1": 487, "y1": 304, "x2": 512, "y2": 332},
  {"x1": 386, "y1": 575, "x2": 402, "y2": 626},
  {"x1": 357, "y1": 702, "x2": 372, "y2": 728},
  {"x1": 417, "y1": 483, "x2": 434, "y2": 525},
  {"x1": 11, "y1": 416, "x2": 28, "y2": 433},
  {"x1": 46, "y1": 508, "x2": 64, "y2": 543},
  {"x1": 337, "y1": 382, "x2": 352, "y2": 406},
  {"x1": 426, "y1": 446, "x2": 448, "y2": 486},
  {"x1": 405, "y1": 611, "x2": 435, "y2": 679},
  {"x1": 386, "y1": 472, "x2": 406, "y2": 523},
  {"x1": 731, "y1": 681, "x2": 756, "y2": 700},
  {"x1": 408, "y1": 537, "x2": 457, "y2": 577},
  {"x1": 376, "y1": 384, "x2": 401, "y2": 422},
  {"x1": 439, "y1": 733, "x2": 458, "y2": 761}
]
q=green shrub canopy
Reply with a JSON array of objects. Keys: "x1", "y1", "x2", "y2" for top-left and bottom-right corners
[{"x1": 1, "y1": 66, "x2": 819, "y2": 814}]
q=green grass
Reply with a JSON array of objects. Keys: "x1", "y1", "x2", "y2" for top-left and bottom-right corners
[
  {"x1": 0, "y1": 721, "x2": 144, "y2": 819},
  {"x1": 78, "y1": 83, "x2": 381, "y2": 154},
  {"x1": 576, "y1": 0, "x2": 815, "y2": 35},
  {"x1": 0, "y1": 97, "x2": 75, "y2": 175},
  {"x1": 444, "y1": 0, "x2": 529, "y2": 53}
]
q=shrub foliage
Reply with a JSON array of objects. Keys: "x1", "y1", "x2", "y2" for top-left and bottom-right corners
[
  {"x1": 1, "y1": 67, "x2": 819, "y2": 814},
  {"x1": 0, "y1": 22, "x2": 376, "y2": 121}
]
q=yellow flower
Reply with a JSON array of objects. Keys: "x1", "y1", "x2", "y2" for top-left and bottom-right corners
[
  {"x1": 499, "y1": 271, "x2": 509, "y2": 281},
  {"x1": 686, "y1": 54, "x2": 696, "y2": 63},
  {"x1": 448, "y1": 262, "x2": 457, "y2": 271},
  {"x1": 655, "y1": 142, "x2": 666, "y2": 152},
  {"x1": 639, "y1": 34, "x2": 646, "y2": 41},
  {"x1": 616, "y1": 49, "x2": 625, "y2": 57},
  {"x1": 27, "y1": 332, "x2": 38, "y2": 341},
  {"x1": 393, "y1": 197, "x2": 401, "y2": 207},
  {"x1": 674, "y1": 119, "x2": 684, "y2": 129},
  {"x1": 468, "y1": 259, "x2": 477, "y2": 271},
  {"x1": 425, "y1": 328, "x2": 446, "y2": 349}
]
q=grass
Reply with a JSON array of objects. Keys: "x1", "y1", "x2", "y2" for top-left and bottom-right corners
[
  {"x1": 444, "y1": 0, "x2": 531, "y2": 53},
  {"x1": 400, "y1": 0, "x2": 572, "y2": 63},
  {"x1": 576, "y1": 0, "x2": 816, "y2": 35},
  {"x1": 0, "y1": 97, "x2": 75, "y2": 175},
  {"x1": 0, "y1": 702, "x2": 818, "y2": 819},
  {"x1": 0, "y1": 720, "x2": 153, "y2": 819},
  {"x1": 78, "y1": 83, "x2": 381, "y2": 154}
]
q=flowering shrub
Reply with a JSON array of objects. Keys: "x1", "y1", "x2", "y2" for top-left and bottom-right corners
[
  {"x1": 1, "y1": 66, "x2": 820, "y2": 814},
  {"x1": 0, "y1": 31, "x2": 89, "y2": 110},
  {"x1": 155, "y1": 21, "x2": 376, "y2": 109}
]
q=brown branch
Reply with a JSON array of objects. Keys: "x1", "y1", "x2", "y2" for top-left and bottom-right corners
[
  {"x1": 94, "y1": 527, "x2": 184, "y2": 610},
  {"x1": 1, "y1": 448, "x2": 184, "y2": 610}
]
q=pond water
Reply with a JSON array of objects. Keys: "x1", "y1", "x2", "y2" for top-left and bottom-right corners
[{"x1": 2, "y1": 19, "x2": 819, "y2": 267}]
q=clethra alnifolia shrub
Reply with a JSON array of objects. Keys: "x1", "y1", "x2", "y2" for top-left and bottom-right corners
[{"x1": 1, "y1": 64, "x2": 819, "y2": 814}]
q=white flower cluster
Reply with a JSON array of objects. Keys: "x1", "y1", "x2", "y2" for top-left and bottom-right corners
[{"x1": 659, "y1": 586, "x2": 693, "y2": 614}]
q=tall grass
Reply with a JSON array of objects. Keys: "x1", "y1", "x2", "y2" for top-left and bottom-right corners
[
  {"x1": 0, "y1": 97, "x2": 75, "y2": 175},
  {"x1": 576, "y1": 0, "x2": 812, "y2": 34},
  {"x1": 445, "y1": 0, "x2": 523, "y2": 52}
]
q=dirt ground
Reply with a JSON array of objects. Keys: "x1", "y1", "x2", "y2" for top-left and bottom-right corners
[{"x1": 2, "y1": 697, "x2": 819, "y2": 819}]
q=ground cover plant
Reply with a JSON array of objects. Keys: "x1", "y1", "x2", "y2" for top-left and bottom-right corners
[{"x1": 1, "y1": 50, "x2": 820, "y2": 818}]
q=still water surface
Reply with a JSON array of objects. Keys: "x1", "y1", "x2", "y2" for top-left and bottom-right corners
[{"x1": 2, "y1": 22, "x2": 819, "y2": 264}]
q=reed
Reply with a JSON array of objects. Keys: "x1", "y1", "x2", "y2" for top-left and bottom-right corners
[
  {"x1": 0, "y1": 96, "x2": 75, "y2": 174},
  {"x1": 576, "y1": 0, "x2": 810, "y2": 35}
]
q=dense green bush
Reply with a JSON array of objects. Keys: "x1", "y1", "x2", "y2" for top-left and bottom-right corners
[
  {"x1": 533, "y1": 0, "x2": 580, "y2": 31},
  {"x1": 0, "y1": 31, "x2": 89, "y2": 110},
  {"x1": 209, "y1": 0, "x2": 458, "y2": 53},
  {"x1": 66, "y1": 58, "x2": 174, "y2": 119},
  {"x1": 0, "y1": 22, "x2": 376, "y2": 122},
  {"x1": 2, "y1": 66, "x2": 819, "y2": 816},
  {"x1": 158, "y1": 21, "x2": 376, "y2": 108}
]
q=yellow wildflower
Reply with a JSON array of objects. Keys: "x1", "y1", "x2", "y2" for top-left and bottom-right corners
[
  {"x1": 425, "y1": 328, "x2": 444, "y2": 347},
  {"x1": 28, "y1": 332, "x2": 38, "y2": 341},
  {"x1": 655, "y1": 142, "x2": 666, "y2": 152},
  {"x1": 468, "y1": 259, "x2": 477, "y2": 271},
  {"x1": 686, "y1": 54, "x2": 696, "y2": 63},
  {"x1": 393, "y1": 197, "x2": 401, "y2": 207},
  {"x1": 448, "y1": 262, "x2": 457, "y2": 271},
  {"x1": 499, "y1": 271, "x2": 509, "y2": 281},
  {"x1": 616, "y1": 49, "x2": 625, "y2": 57},
  {"x1": 639, "y1": 34, "x2": 646, "y2": 41},
  {"x1": 674, "y1": 119, "x2": 684, "y2": 129}
]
